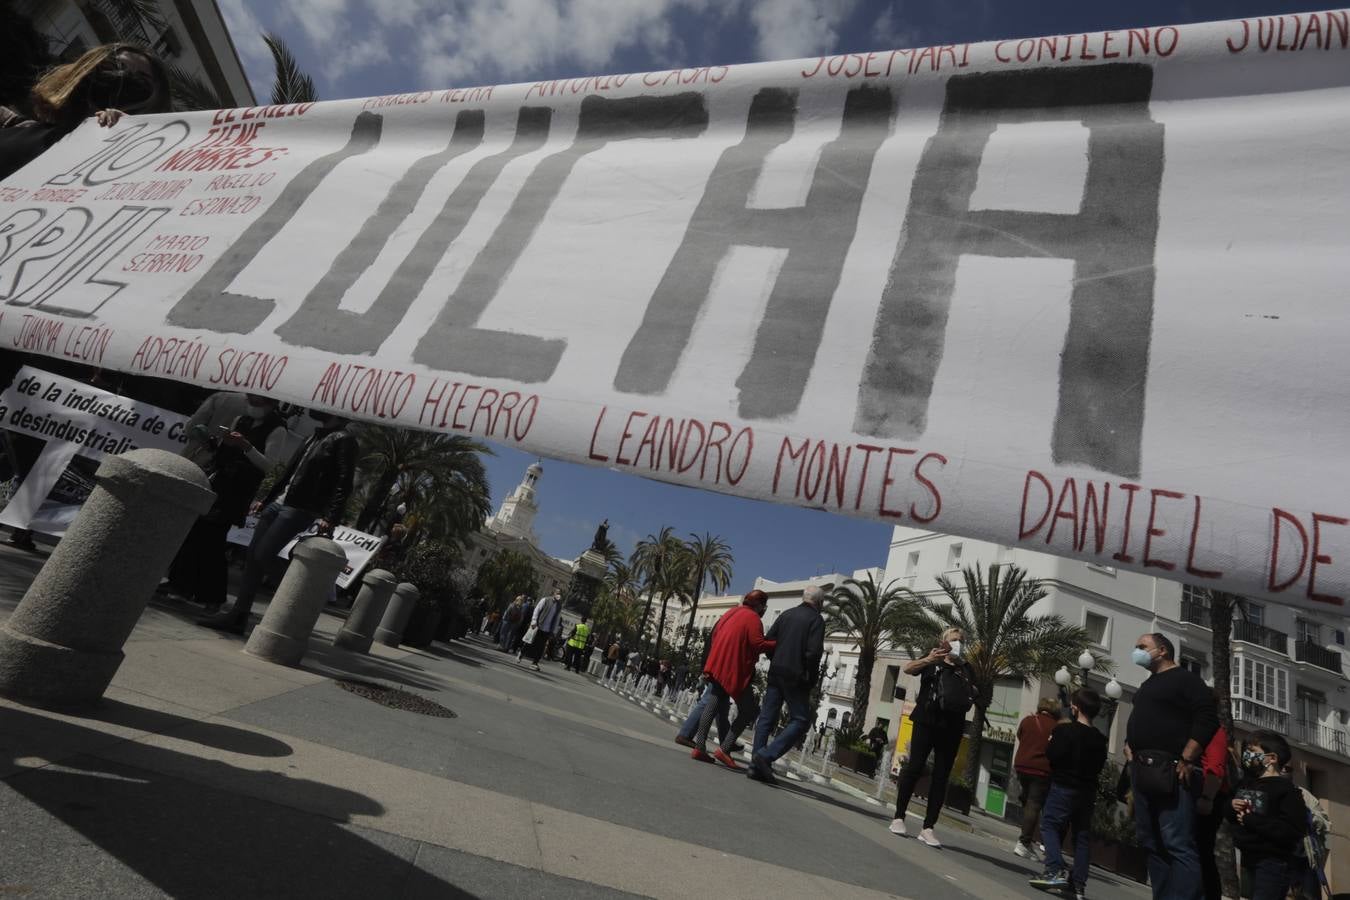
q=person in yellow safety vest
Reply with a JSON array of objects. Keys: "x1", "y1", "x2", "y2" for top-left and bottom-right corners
[{"x1": 564, "y1": 615, "x2": 592, "y2": 673}]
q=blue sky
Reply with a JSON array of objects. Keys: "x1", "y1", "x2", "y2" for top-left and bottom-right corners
[{"x1": 215, "y1": 0, "x2": 1326, "y2": 592}]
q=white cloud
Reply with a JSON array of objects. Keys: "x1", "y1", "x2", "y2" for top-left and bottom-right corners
[
  {"x1": 278, "y1": 0, "x2": 352, "y2": 48},
  {"x1": 413, "y1": 0, "x2": 708, "y2": 88},
  {"x1": 748, "y1": 0, "x2": 856, "y2": 60},
  {"x1": 872, "y1": 3, "x2": 920, "y2": 50}
]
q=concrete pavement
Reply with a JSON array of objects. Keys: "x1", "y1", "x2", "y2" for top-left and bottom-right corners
[{"x1": 0, "y1": 543, "x2": 1154, "y2": 899}]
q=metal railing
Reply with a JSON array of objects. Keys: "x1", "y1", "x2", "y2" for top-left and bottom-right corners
[
  {"x1": 1233, "y1": 619, "x2": 1289, "y2": 654},
  {"x1": 1292, "y1": 718, "x2": 1350, "y2": 757},
  {"x1": 1233, "y1": 699, "x2": 1289, "y2": 731},
  {"x1": 1180, "y1": 597, "x2": 1210, "y2": 627},
  {"x1": 1295, "y1": 639, "x2": 1343, "y2": 674}
]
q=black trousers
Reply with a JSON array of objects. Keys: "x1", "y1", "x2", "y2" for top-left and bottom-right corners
[
  {"x1": 168, "y1": 517, "x2": 231, "y2": 608},
  {"x1": 893, "y1": 720, "x2": 965, "y2": 828},
  {"x1": 1195, "y1": 805, "x2": 1224, "y2": 900}
]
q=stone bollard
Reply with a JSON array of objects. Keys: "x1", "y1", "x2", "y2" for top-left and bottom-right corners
[
  {"x1": 243, "y1": 538, "x2": 347, "y2": 667},
  {"x1": 333, "y1": 569, "x2": 398, "y2": 654},
  {"x1": 373, "y1": 582, "x2": 420, "y2": 647},
  {"x1": 0, "y1": 449, "x2": 214, "y2": 706}
]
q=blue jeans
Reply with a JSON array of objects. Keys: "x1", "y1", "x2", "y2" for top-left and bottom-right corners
[
  {"x1": 1040, "y1": 783, "x2": 1093, "y2": 887},
  {"x1": 1133, "y1": 773, "x2": 1202, "y2": 900},
  {"x1": 752, "y1": 680, "x2": 811, "y2": 763},
  {"x1": 231, "y1": 501, "x2": 317, "y2": 619},
  {"x1": 1244, "y1": 857, "x2": 1291, "y2": 900},
  {"x1": 678, "y1": 683, "x2": 729, "y2": 744}
]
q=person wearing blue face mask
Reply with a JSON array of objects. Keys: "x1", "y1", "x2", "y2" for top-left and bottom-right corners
[{"x1": 1124, "y1": 632, "x2": 1219, "y2": 900}]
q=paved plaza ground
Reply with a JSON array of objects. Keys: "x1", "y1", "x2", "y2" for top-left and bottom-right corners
[{"x1": 0, "y1": 543, "x2": 1154, "y2": 899}]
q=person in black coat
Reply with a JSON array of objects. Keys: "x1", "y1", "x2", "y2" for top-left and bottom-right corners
[
  {"x1": 1228, "y1": 731, "x2": 1307, "y2": 900},
  {"x1": 198, "y1": 411, "x2": 356, "y2": 634},
  {"x1": 746, "y1": 585, "x2": 825, "y2": 784}
]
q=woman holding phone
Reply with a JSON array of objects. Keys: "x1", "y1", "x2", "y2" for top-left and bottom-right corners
[{"x1": 889, "y1": 626, "x2": 977, "y2": 848}]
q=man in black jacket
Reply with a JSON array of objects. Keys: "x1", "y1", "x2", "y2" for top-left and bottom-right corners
[
  {"x1": 747, "y1": 585, "x2": 825, "y2": 784},
  {"x1": 1125, "y1": 632, "x2": 1219, "y2": 900},
  {"x1": 198, "y1": 411, "x2": 357, "y2": 634}
]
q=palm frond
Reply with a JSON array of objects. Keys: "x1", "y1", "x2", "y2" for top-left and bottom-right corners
[
  {"x1": 166, "y1": 64, "x2": 223, "y2": 112},
  {"x1": 263, "y1": 32, "x2": 317, "y2": 105}
]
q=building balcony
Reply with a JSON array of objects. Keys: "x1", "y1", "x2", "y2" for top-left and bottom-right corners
[
  {"x1": 1295, "y1": 640, "x2": 1343, "y2": 674},
  {"x1": 1292, "y1": 719, "x2": 1350, "y2": 758},
  {"x1": 1180, "y1": 598, "x2": 1210, "y2": 627},
  {"x1": 822, "y1": 678, "x2": 855, "y2": 702},
  {"x1": 1233, "y1": 699, "x2": 1288, "y2": 732},
  {"x1": 1234, "y1": 703, "x2": 1350, "y2": 759},
  {"x1": 1233, "y1": 620, "x2": 1288, "y2": 655}
]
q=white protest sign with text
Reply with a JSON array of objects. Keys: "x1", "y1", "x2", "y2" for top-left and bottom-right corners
[{"x1": 1, "y1": 11, "x2": 1348, "y2": 607}]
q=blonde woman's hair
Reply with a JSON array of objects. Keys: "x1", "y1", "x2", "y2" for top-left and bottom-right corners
[
  {"x1": 30, "y1": 43, "x2": 170, "y2": 126},
  {"x1": 942, "y1": 627, "x2": 964, "y2": 641}
]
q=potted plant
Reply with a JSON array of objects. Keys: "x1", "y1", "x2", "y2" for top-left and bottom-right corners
[
  {"x1": 944, "y1": 776, "x2": 974, "y2": 815},
  {"x1": 1088, "y1": 763, "x2": 1148, "y2": 883},
  {"x1": 398, "y1": 542, "x2": 459, "y2": 648},
  {"x1": 830, "y1": 721, "x2": 880, "y2": 777}
]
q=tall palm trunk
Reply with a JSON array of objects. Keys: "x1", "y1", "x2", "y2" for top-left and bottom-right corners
[
  {"x1": 639, "y1": 569, "x2": 658, "y2": 657},
  {"x1": 852, "y1": 645, "x2": 876, "y2": 733},
  {"x1": 961, "y1": 701, "x2": 989, "y2": 787},
  {"x1": 680, "y1": 562, "x2": 707, "y2": 658},
  {"x1": 654, "y1": 590, "x2": 672, "y2": 660},
  {"x1": 1209, "y1": 590, "x2": 1240, "y2": 899}
]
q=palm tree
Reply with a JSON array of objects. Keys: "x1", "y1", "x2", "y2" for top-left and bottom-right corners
[
  {"x1": 263, "y1": 32, "x2": 317, "y2": 104},
  {"x1": 915, "y1": 563, "x2": 1099, "y2": 786},
  {"x1": 824, "y1": 572, "x2": 930, "y2": 737},
  {"x1": 679, "y1": 533, "x2": 734, "y2": 658},
  {"x1": 632, "y1": 527, "x2": 687, "y2": 659},
  {"x1": 595, "y1": 536, "x2": 623, "y2": 570},
  {"x1": 353, "y1": 427, "x2": 491, "y2": 548},
  {"x1": 474, "y1": 549, "x2": 537, "y2": 610},
  {"x1": 167, "y1": 65, "x2": 223, "y2": 111}
]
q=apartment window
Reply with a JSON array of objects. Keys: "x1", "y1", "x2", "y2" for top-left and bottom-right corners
[
  {"x1": 881, "y1": 665, "x2": 900, "y2": 699},
  {"x1": 1245, "y1": 603, "x2": 1265, "y2": 627},
  {"x1": 1182, "y1": 584, "x2": 1209, "y2": 607},
  {"x1": 1084, "y1": 612, "x2": 1109, "y2": 647},
  {"x1": 1179, "y1": 647, "x2": 1208, "y2": 678},
  {"x1": 1233, "y1": 658, "x2": 1289, "y2": 711},
  {"x1": 905, "y1": 551, "x2": 920, "y2": 576},
  {"x1": 1337, "y1": 630, "x2": 1346, "y2": 647},
  {"x1": 946, "y1": 543, "x2": 963, "y2": 571},
  {"x1": 1297, "y1": 619, "x2": 1323, "y2": 645},
  {"x1": 1296, "y1": 687, "x2": 1327, "y2": 725}
]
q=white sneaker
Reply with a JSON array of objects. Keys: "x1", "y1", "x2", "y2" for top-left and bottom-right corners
[
  {"x1": 917, "y1": 828, "x2": 941, "y2": 848},
  {"x1": 1013, "y1": 840, "x2": 1033, "y2": 858},
  {"x1": 888, "y1": 818, "x2": 907, "y2": 836}
]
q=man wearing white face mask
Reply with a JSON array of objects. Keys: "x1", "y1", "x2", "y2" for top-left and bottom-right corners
[
  {"x1": 889, "y1": 626, "x2": 976, "y2": 848},
  {"x1": 1124, "y1": 632, "x2": 1218, "y2": 900}
]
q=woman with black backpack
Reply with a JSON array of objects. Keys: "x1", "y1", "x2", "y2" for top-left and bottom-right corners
[{"x1": 889, "y1": 626, "x2": 977, "y2": 848}]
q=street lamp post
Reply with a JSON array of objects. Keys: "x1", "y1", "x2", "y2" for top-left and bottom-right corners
[{"x1": 1055, "y1": 653, "x2": 1122, "y2": 735}]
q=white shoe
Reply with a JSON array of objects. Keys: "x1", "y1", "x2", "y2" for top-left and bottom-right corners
[
  {"x1": 1013, "y1": 841, "x2": 1033, "y2": 859},
  {"x1": 917, "y1": 828, "x2": 941, "y2": 848},
  {"x1": 888, "y1": 818, "x2": 907, "y2": 836}
]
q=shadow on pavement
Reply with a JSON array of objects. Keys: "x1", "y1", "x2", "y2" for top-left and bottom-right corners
[
  {"x1": 417, "y1": 643, "x2": 484, "y2": 668},
  {"x1": 58, "y1": 699, "x2": 294, "y2": 757},
  {"x1": 0, "y1": 703, "x2": 478, "y2": 898},
  {"x1": 773, "y1": 779, "x2": 892, "y2": 822}
]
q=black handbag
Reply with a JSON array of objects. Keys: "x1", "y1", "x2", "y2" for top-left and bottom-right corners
[{"x1": 1132, "y1": 750, "x2": 1179, "y2": 799}]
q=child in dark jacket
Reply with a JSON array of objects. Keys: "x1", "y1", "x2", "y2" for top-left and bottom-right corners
[
  {"x1": 1030, "y1": 688, "x2": 1107, "y2": 900},
  {"x1": 1227, "y1": 730, "x2": 1306, "y2": 900}
]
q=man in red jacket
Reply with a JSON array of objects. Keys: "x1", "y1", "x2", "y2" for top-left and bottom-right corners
[
  {"x1": 1013, "y1": 697, "x2": 1060, "y2": 858},
  {"x1": 691, "y1": 590, "x2": 775, "y2": 769}
]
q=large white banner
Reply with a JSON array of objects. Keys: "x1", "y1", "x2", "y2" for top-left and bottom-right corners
[{"x1": 1, "y1": 11, "x2": 1348, "y2": 608}]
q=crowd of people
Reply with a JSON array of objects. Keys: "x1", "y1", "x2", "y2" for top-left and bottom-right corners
[
  {"x1": 651, "y1": 584, "x2": 1332, "y2": 900},
  {"x1": 1007, "y1": 633, "x2": 1331, "y2": 900}
]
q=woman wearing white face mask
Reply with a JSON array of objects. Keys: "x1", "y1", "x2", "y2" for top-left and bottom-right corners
[{"x1": 889, "y1": 627, "x2": 977, "y2": 847}]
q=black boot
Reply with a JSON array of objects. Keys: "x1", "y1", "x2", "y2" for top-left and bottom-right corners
[{"x1": 196, "y1": 607, "x2": 247, "y2": 634}]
